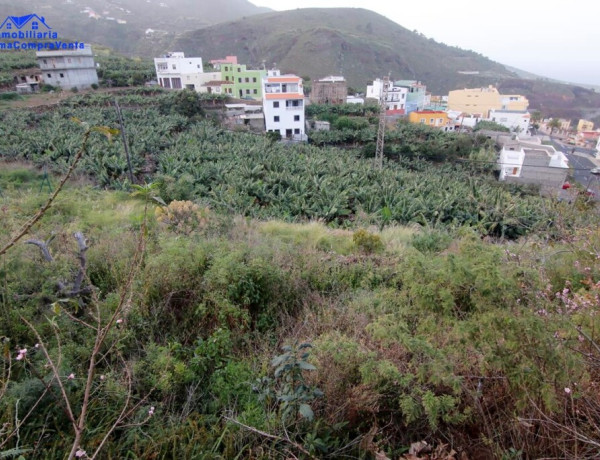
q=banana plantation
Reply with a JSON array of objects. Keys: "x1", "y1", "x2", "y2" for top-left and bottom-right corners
[{"x1": 1, "y1": 90, "x2": 554, "y2": 239}]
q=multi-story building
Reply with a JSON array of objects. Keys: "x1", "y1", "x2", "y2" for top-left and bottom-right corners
[
  {"x1": 154, "y1": 52, "x2": 206, "y2": 90},
  {"x1": 310, "y1": 76, "x2": 347, "y2": 104},
  {"x1": 366, "y1": 79, "x2": 408, "y2": 115},
  {"x1": 447, "y1": 85, "x2": 528, "y2": 118},
  {"x1": 395, "y1": 80, "x2": 428, "y2": 113},
  {"x1": 221, "y1": 63, "x2": 266, "y2": 100},
  {"x1": 36, "y1": 44, "x2": 98, "y2": 90},
  {"x1": 408, "y1": 110, "x2": 452, "y2": 131},
  {"x1": 262, "y1": 69, "x2": 306, "y2": 140},
  {"x1": 577, "y1": 119, "x2": 594, "y2": 132}
]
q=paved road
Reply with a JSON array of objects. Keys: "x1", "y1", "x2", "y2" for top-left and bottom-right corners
[{"x1": 565, "y1": 152, "x2": 600, "y2": 194}]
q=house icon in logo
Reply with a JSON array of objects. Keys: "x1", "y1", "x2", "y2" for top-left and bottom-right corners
[{"x1": 0, "y1": 14, "x2": 51, "y2": 31}]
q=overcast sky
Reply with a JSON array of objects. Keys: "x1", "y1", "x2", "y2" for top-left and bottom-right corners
[{"x1": 251, "y1": 0, "x2": 600, "y2": 86}]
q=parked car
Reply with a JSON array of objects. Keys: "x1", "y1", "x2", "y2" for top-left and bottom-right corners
[{"x1": 590, "y1": 167, "x2": 600, "y2": 175}]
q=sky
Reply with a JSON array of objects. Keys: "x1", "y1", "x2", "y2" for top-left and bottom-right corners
[{"x1": 251, "y1": 0, "x2": 600, "y2": 87}]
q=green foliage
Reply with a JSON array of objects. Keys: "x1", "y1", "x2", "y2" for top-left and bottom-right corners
[
  {"x1": 353, "y1": 228, "x2": 384, "y2": 254},
  {"x1": 269, "y1": 343, "x2": 323, "y2": 423},
  {"x1": 474, "y1": 120, "x2": 511, "y2": 132}
]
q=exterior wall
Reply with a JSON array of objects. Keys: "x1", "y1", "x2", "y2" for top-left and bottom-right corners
[
  {"x1": 37, "y1": 45, "x2": 98, "y2": 89},
  {"x1": 178, "y1": 71, "x2": 220, "y2": 91},
  {"x1": 310, "y1": 77, "x2": 347, "y2": 104},
  {"x1": 498, "y1": 146, "x2": 525, "y2": 180},
  {"x1": 448, "y1": 85, "x2": 529, "y2": 118},
  {"x1": 577, "y1": 119, "x2": 594, "y2": 132},
  {"x1": 408, "y1": 111, "x2": 450, "y2": 128},
  {"x1": 221, "y1": 64, "x2": 266, "y2": 99},
  {"x1": 262, "y1": 70, "x2": 305, "y2": 140},
  {"x1": 489, "y1": 109, "x2": 530, "y2": 133},
  {"x1": 395, "y1": 80, "x2": 427, "y2": 112},
  {"x1": 366, "y1": 79, "x2": 407, "y2": 114},
  {"x1": 154, "y1": 52, "x2": 204, "y2": 90},
  {"x1": 448, "y1": 86, "x2": 501, "y2": 117}
]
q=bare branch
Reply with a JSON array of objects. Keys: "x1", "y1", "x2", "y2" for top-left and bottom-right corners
[{"x1": 24, "y1": 239, "x2": 54, "y2": 262}]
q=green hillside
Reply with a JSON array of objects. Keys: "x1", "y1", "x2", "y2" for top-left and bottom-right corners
[{"x1": 172, "y1": 8, "x2": 516, "y2": 93}]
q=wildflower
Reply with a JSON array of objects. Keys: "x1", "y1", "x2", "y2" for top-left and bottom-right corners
[
  {"x1": 100, "y1": 375, "x2": 105, "y2": 380},
  {"x1": 75, "y1": 448, "x2": 87, "y2": 458},
  {"x1": 34, "y1": 343, "x2": 40, "y2": 349},
  {"x1": 148, "y1": 406, "x2": 155, "y2": 416},
  {"x1": 68, "y1": 373, "x2": 75, "y2": 380},
  {"x1": 116, "y1": 318, "x2": 123, "y2": 324},
  {"x1": 564, "y1": 387, "x2": 571, "y2": 394},
  {"x1": 15, "y1": 348, "x2": 27, "y2": 361}
]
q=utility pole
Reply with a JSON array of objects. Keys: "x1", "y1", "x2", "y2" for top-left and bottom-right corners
[
  {"x1": 114, "y1": 99, "x2": 134, "y2": 184},
  {"x1": 375, "y1": 75, "x2": 390, "y2": 169}
]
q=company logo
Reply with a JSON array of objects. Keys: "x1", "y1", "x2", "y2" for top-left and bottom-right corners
[{"x1": 0, "y1": 13, "x2": 85, "y2": 51}]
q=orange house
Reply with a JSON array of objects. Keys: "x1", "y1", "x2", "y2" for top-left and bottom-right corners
[{"x1": 408, "y1": 110, "x2": 451, "y2": 129}]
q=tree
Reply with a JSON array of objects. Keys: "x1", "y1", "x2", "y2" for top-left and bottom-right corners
[{"x1": 548, "y1": 118, "x2": 562, "y2": 134}]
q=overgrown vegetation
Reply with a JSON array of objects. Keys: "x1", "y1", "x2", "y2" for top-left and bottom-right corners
[{"x1": 1, "y1": 91, "x2": 599, "y2": 459}]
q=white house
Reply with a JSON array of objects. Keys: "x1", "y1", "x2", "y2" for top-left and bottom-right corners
[
  {"x1": 36, "y1": 44, "x2": 98, "y2": 90},
  {"x1": 262, "y1": 69, "x2": 306, "y2": 141},
  {"x1": 154, "y1": 52, "x2": 205, "y2": 90},
  {"x1": 366, "y1": 78, "x2": 408, "y2": 115},
  {"x1": 498, "y1": 140, "x2": 569, "y2": 191},
  {"x1": 489, "y1": 109, "x2": 531, "y2": 133}
]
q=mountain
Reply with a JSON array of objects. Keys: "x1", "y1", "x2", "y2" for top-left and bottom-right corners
[
  {"x1": 0, "y1": 0, "x2": 270, "y2": 54},
  {"x1": 170, "y1": 8, "x2": 600, "y2": 122},
  {"x1": 171, "y1": 8, "x2": 517, "y2": 93}
]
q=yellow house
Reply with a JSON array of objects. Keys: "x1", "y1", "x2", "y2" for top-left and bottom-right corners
[
  {"x1": 447, "y1": 85, "x2": 528, "y2": 117},
  {"x1": 577, "y1": 119, "x2": 594, "y2": 132},
  {"x1": 408, "y1": 110, "x2": 451, "y2": 129}
]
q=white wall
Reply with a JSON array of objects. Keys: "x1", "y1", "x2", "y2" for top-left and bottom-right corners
[
  {"x1": 498, "y1": 146, "x2": 525, "y2": 180},
  {"x1": 489, "y1": 110, "x2": 530, "y2": 133}
]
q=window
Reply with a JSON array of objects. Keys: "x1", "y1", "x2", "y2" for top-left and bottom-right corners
[
  {"x1": 246, "y1": 89, "x2": 250, "y2": 94},
  {"x1": 197, "y1": 64, "x2": 201, "y2": 68},
  {"x1": 59, "y1": 73, "x2": 64, "y2": 78},
  {"x1": 420, "y1": 118, "x2": 425, "y2": 124},
  {"x1": 171, "y1": 77, "x2": 182, "y2": 89},
  {"x1": 273, "y1": 101, "x2": 279, "y2": 108},
  {"x1": 294, "y1": 128, "x2": 300, "y2": 134},
  {"x1": 43, "y1": 59, "x2": 47, "y2": 64},
  {"x1": 252, "y1": 77, "x2": 256, "y2": 83},
  {"x1": 224, "y1": 66, "x2": 228, "y2": 71},
  {"x1": 294, "y1": 115, "x2": 300, "y2": 121},
  {"x1": 6, "y1": 23, "x2": 11, "y2": 29},
  {"x1": 274, "y1": 116, "x2": 280, "y2": 122},
  {"x1": 238, "y1": 78, "x2": 242, "y2": 83},
  {"x1": 237, "y1": 67, "x2": 241, "y2": 72},
  {"x1": 253, "y1": 89, "x2": 257, "y2": 94},
  {"x1": 245, "y1": 77, "x2": 249, "y2": 83},
  {"x1": 430, "y1": 118, "x2": 434, "y2": 124},
  {"x1": 47, "y1": 73, "x2": 51, "y2": 78},
  {"x1": 225, "y1": 76, "x2": 229, "y2": 81},
  {"x1": 172, "y1": 64, "x2": 176, "y2": 70}
]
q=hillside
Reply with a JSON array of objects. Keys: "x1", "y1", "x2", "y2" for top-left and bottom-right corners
[
  {"x1": 171, "y1": 8, "x2": 516, "y2": 93},
  {"x1": 0, "y1": 0, "x2": 270, "y2": 55}
]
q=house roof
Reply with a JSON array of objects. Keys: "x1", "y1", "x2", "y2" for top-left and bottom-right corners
[{"x1": 0, "y1": 14, "x2": 51, "y2": 30}]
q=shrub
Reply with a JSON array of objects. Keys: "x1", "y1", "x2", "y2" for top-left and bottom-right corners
[{"x1": 353, "y1": 229, "x2": 384, "y2": 254}]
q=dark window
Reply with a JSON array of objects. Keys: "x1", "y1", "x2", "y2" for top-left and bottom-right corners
[
  {"x1": 59, "y1": 73, "x2": 64, "y2": 78},
  {"x1": 224, "y1": 66, "x2": 228, "y2": 71},
  {"x1": 238, "y1": 78, "x2": 242, "y2": 83},
  {"x1": 6, "y1": 23, "x2": 11, "y2": 30},
  {"x1": 253, "y1": 89, "x2": 257, "y2": 94},
  {"x1": 252, "y1": 77, "x2": 257, "y2": 83},
  {"x1": 294, "y1": 115, "x2": 300, "y2": 121},
  {"x1": 43, "y1": 59, "x2": 47, "y2": 64},
  {"x1": 246, "y1": 89, "x2": 250, "y2": 94},
  {"x1": 273, "y1": 101, "x2": 279, "y2": 108},
  {"x1": 294, "y1": 128, "x2": 300, "y2": 134},
  {"x1": 274, "y1": 116, "x2": 280, "y2": 122},
  {"x1": 245, "y1": 77, "x2": 249, "y2": 82},
  {"x1": 237, "y1": 67, "x2": 241, "y2": 72}
]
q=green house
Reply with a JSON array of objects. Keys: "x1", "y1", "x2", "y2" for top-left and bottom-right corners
[{"x1": 221, "y1": 63, "x2": 266, "y2": 100}]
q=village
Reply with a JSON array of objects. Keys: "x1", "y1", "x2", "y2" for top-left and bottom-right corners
[{"x1": 11, "y1": 44, "x2": 600, "y2": 196}]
